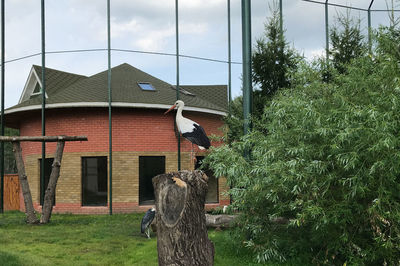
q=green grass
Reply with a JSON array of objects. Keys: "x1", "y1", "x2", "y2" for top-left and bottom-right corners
[{"x1": 0, "y1": 211, "x2": 261, "y2": 266}]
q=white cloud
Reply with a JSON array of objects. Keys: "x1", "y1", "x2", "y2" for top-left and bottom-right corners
[{"x1": 133, "y1": 27, "x2": 175, "y2": 52}]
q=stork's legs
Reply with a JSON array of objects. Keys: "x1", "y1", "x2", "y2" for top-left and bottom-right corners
[
  {"x1": 191, "y1": 143, "x2": 197, "y2": 169},
  {"x1": 145, "y1": 227, "x2": 151, "y2": 239}
]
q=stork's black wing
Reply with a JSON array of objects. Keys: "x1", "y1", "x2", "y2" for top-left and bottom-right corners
[
  {"x1": 141, "y1": 209, "x2": 155, "y2": 233},
  {"x1": 182, "y1": 123, "x2": 211, "y2": 149}
]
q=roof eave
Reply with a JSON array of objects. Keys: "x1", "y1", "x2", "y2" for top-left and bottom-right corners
[{"x1": 5, "y1": 102, "x2": 227, "y2": 116}]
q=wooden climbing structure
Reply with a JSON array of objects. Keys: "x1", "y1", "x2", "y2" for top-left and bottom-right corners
[{"x1": 0, "y1": 135, "x2": 87, "y2": 224}]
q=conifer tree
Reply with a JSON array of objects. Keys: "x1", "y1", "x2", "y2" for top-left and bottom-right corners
[
  {"x1": 251, "y1": 5, "x2": 299, "y2": 117},
  {"x1": 330, "y1": 12, "x2": 366, "y2": 74}
]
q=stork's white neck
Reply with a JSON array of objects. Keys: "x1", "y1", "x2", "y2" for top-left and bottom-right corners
[{"x1": 176, "y1": 105, "x2": 183, "y2": 120}]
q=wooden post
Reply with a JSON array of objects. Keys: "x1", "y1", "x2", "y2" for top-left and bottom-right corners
[
  {"x1": 12, "y1": 141, "x2": 39, "y2": 224},
  {"x1": 153, "y1": 170, "x2": 214, "y2": 266},
  {"x1": 40, "y1": 141, "x2": 65, "y2": 224}
]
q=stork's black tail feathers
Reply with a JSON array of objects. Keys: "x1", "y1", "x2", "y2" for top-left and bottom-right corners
[{"x1": 182, "y1": 124, "x2": 211, "y2": 149}]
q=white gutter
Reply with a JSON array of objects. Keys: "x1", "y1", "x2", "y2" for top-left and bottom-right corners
[{"x1": 5, "y1": 102, "x2": 227, "y2": 116}]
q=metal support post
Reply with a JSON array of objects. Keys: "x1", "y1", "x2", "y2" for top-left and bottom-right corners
[
  {"x1": 175, "y1": 0, "x2": 181, "y2": 171},
  {"x1": 40, "y1": 0, "x2": 46, "y2": 207},
  {"x1": 0, "y1": 0, "x2": 4, "y2": 214},
  {"x1": 325, "y1": 0, "x2": 329, "y2": 66},
  {"x1": 279, "y1": 0, "x2": 283, "y2": 36},
  {"x1": 227, "y1": 0, "x2": 232, "y2": 110},
  {"x1": 241, "y1": 0, "x2": 252, "y2": 137},
  {"x1": 107, "y1": 0, "x2": 112, "y2": 215},
  {"x1": 368, "y1": 0, "x2": 375, "y2": 53}
]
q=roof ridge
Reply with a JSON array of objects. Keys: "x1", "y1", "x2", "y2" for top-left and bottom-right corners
[
  {"x1": 88, "y1": 63, "x2": 173, "y2": 86},
  {"x1": 33, "y1": 65, "x2": 88, "y2": 78}
]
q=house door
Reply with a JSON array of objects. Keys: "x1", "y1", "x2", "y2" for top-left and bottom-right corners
[
  {"x1": 139, "y1": 156, "x2": 165, "y2": 205},
  {"x1": 195, "y1": 156, "x2": 219, "y2": 203},
  {"x1": 81, "y1": 157, "x2": 108, "y2": 206},
  {"x1": 40, "y1": 158, "x2": 55, "y2": 205}
]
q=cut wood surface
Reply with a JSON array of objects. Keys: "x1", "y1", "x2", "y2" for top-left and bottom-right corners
[{"x1": 153, "y1": 170, "x2": 214, "y2": 266}]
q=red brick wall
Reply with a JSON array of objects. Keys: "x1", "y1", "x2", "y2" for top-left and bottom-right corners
[{"x1": 19, "y1": 107, "x2": 224, "y2": 156}]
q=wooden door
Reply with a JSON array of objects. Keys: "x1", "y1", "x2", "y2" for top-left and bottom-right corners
[{"x1": 4, "y1": 174, "x2": 20, "y2": 210}]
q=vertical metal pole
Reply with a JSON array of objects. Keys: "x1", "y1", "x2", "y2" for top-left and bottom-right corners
[
  {"x1": 0, "y1": 0, "x2": 4, "y2": 214},
  {"x1": 175, "y1": 0, "x2": 181, "y2": 171},
  {"x1": 368, "y1": 0, "x2": 375, "y2": 53},
  {"x1": 368, "y1": 10, "x2": 371, "y2": 53},
  {"x1": 241, "y1": 0, "x2": 252, "y2": 136},
  {"x1": 107, "y1": 0, "x2": 112, "y2": 215},
  {"x1": 279, "y1": 0, "x2": 283, "y2": 36},
  {"x1": 40, "y1": 0, "x2": 46, "y2": 207},
  {"x1": 325, "y1": 0, "x2": 329, "y2": 66},
  {"x1": 227, "y1": 0, "x2": 232, "y2": 111}
]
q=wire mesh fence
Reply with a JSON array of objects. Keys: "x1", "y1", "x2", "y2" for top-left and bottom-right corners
[{"x1": 0, "y1": 0, "x2": 399, "y2": 213}]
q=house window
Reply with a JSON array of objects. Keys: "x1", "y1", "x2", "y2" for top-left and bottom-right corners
[
  {"x1": 39, "y1": 158, "x2": 55, "y2": 205},
  {"x1": 82, "y1": 157, "x2": 107, "y2": 206},
  {"x1": 30, "y1": 82, "x2": 42, "y2": 99},
  {"x1": 33, "y1": 82, "x2": 41, "y2": 94},
  {"x1": 138, "y1": 82, "x2": 156, "y2": 91},
  {"x1": 139, "y1": 156, "x2": 165, "y2": 205},
  {"x1": 196, "y1": 156, "x2": 218, "y2": 203}
]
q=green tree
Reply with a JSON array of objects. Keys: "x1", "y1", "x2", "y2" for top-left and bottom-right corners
[
  {"x1": 206, "y1": 28, "x2": 400, "y2": 264},
  {"x1": 225, "y1": 4, "x2": 300, "y2": 143},
  {"x1": 252, "y1": 4, "x2": 299, "y2": 116},
  {"x1": 330, "y1": 12, "x2": 366, "y2": 74},
  {"x1": 223, "y1": 96, "x2": 244, "y2": 143},
  {"x1": 375, "y1": 26, "x2": 400, "y2": 61}
]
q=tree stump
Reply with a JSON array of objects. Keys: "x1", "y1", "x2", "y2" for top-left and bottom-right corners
[{"x1": 153, "y1": 170, "x2": 214, "y2": 266}]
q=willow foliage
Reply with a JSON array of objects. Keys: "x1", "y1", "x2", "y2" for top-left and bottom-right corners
[{"x1": 205, "y1": 29, "x2": 400, "y2": 264}]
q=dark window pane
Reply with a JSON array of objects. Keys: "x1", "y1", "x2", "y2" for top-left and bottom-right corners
[
  {"x1": 139, "y1": 156, "x2": 165, "y2": 205},
  {"x1": 39, "y1": 158, "x2": 55, "y2": 205},
  {"x1": 196, "y1": 156, "x2": 218, "y2": 203},
  {"x1": 82, "y1": 157, "x2": 107, "y2": 206},
  {"x1": 33, "y1": 82, "x2": 41, "y2": 93}
]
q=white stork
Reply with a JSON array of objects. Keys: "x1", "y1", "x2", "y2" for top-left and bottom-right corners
[
  {"x1": 164, "y1": 100, "x2": 211, "y2": 150},
  {"x1": 141, "y1": 207, "x2": 155, "y2": 239}
]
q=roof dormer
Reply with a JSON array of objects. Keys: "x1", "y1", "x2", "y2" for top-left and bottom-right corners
[{"x1": 18, "y1": 66, "x2": 48, "y2": 103}]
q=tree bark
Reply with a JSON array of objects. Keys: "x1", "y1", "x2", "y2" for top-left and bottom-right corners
[
  {"x1": 12, "y1": 141, "x2": 39, "y2": 224},
  {"x1": 40, "y1": 141, "x2": 65, "y2": 224},
  {"x1": 153, "y1": 170, "x2": 214, "y2": 266}
]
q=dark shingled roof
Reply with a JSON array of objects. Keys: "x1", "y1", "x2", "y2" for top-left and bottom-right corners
[
  {"x1": 32, "y1": 65, "x2": 87, "y2": 96},
  {"x1": 8, "y1": 63, "x2": 227, "y2": 114}
]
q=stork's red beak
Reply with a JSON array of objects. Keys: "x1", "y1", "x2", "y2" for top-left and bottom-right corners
[{"x1": 164, "y1": 104, "x2": 176, "y2": 115}]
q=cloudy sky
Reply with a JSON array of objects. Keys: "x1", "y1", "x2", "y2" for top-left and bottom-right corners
[{"x1": 1, "y1": 0, "x2": 398, "y2": 108}]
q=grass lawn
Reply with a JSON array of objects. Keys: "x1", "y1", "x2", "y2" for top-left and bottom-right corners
[{"x1": 0, "y1": 211, "x2": 261, "y2": 266}]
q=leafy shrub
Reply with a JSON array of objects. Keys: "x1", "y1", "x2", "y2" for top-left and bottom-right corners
[{"x1": 205, "y1": 29, "x2": 400, "y2": 264}]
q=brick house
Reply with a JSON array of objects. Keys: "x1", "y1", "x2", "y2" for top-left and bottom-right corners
[{"x1": 4, "y1": 63, "x2": 229, "y2": 214}]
